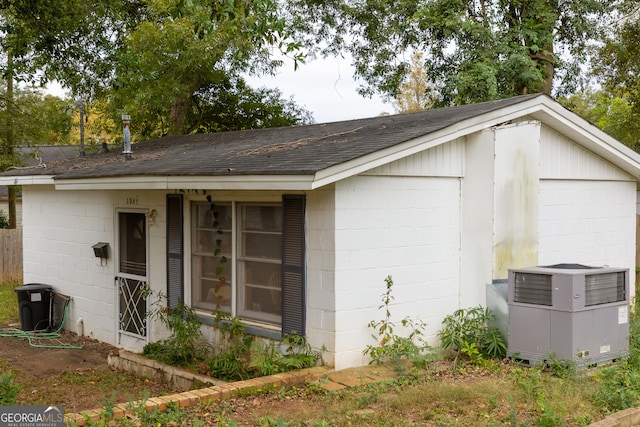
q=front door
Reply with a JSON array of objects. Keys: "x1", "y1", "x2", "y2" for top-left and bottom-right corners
[{"x1": 116, "y1": 211, "x2": 148, "y2": 343}]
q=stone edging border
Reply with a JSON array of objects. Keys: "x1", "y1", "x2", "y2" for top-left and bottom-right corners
[
  {"x1": 107, "y1": 350, "x2": 228, "y2": 391},
  {"x1": 63, "y1": 363, "x2": 332, "y2": 426},
  {"x1": 587, "y1": 407, "x2": 640, "y2": 427}
]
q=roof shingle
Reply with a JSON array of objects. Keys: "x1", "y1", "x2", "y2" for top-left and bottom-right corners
[{"x1": 3, "y1": 94, "x2": 543, "y2": 180}]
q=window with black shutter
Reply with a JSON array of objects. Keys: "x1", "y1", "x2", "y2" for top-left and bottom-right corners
[
  {"x1": 281, "y1": 195, "x2": 306, "y2": 336},
  {"x1": 166, "y1": 194, "x2": 184, "y2": 309}
]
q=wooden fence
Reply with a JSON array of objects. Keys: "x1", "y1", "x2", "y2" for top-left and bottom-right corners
[{"x1": 0, "y1": 228, "x2": 22, "y2": 282}]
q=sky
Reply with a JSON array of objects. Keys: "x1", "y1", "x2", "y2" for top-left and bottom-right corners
[
  {"x1": 47, "y1": 55, "x2": 395, "y2": 125},
  {"x1": 245, "y1": 55, "x2": 394, "y2": 123}
]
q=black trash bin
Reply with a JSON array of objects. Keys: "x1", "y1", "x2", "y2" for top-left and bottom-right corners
[{"x1": 14, "y1": 283, "x2": 53, "y2": 331}]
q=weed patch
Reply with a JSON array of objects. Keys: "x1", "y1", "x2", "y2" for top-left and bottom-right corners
[{"x1": 0, "y1": 281, "x2": 19, "y2": 324}]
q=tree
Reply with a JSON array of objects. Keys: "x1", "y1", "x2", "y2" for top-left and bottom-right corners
[
  {"x1": 187, "y1": 77, "x2": 313, "y2": 133},
  {"x1": 558, "y1": 14, "x2": 640, "y2": 152},
  {"x1": 125, "y1": 76, "x2": 312, "y2": 138},
  {"x1": 591, "y1": 15, "x2": 640, "y2": 124},
  {"x1": 287, "y1": 0, "x2": 637, "y2": 105},
  {"x1": 0, "y1": 86, "x2": 71, "y2": 227},
  {"x1": 560, "y1": 90, "x2": 640, "y2": 151},
  {"x1": 394, "y1": 52, "x2": 438, "y2": 113},
  {"x1": 0, "y1": 0, "x2": 307, "y2": 138},
  {"x1": 109, "y1": 0, "x2": 303, "y2": 135},
  {"x1": 0, "y1": 0, "x2": 134, "y2": 97}
]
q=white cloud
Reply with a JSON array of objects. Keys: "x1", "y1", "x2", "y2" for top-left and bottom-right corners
[{"x1": 246, "y1": 55, "x2": 393, "y2": 123}]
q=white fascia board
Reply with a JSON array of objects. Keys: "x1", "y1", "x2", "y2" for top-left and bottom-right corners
[
  {"x1": 0, "y1": 175, "x2": 55, "y2": 186},
  {"x1": 53, "y1": 174, "x2": 315, "y2": 191},
  {"x1": 312, "y1": 101, "x2": 543, "y2": 189},
  {"x1": 311, "y1": 96, "x2": 640, "y2": 188}
]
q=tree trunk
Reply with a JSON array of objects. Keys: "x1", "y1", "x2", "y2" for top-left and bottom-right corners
[
  {"x1": 531, "y1": 42, "x2": 555, "y2": 95},
  {"x1": 6, "y1": 51, "x2": 17, "y2": 229},
  {"x1": 8, "y1": 186, "x2": 17, "y2": 229},
  {"x1": 168, "y1": 97, "x2": 189, "y2": 135}
]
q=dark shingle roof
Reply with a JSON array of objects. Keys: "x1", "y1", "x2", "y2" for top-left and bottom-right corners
[{"x1": 4, "y1": 94, "x2": 543, "y2": 180}]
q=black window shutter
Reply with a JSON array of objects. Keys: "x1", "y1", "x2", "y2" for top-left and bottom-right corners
[
  {"x1": 281, "y1": 195, "x2": 306, "y2": 336},
  {"x1": 166, "y1": 194, "x2": 184, "y2": 309}
]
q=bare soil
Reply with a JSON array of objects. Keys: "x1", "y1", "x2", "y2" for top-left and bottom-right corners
[{"x1": 0, "y1": 327, "x2": 181, "y2": 413}]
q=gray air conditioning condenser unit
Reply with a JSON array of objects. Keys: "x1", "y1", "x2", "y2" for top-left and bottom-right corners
[{"x1": 507, "y1": 263, "x2": 629, "y2": 367}]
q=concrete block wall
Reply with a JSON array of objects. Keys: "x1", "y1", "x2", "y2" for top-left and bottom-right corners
[
  {"x1": 306, "y1": 185, "x2": 338, "y2": 367},
  {"x1": 21, "y1": 186, "x2": 167, "y2": 349},
  {"x1": 22, "y1": 186, "x2": 117, "y2": 343},
  {"x1": 538, "y1": 180, "x2": 636, "y2": 278},
  {"x1": 330, "y1": 175, "x2": 462, "y2": 369}
]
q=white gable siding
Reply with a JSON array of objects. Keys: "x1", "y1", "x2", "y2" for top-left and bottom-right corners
[
  {"x1": 540, "y1": 125, "x2": 632, "y2": 181},
  {"x1": 364, "y1": 138, "x2": 465, "y2": 177},
  {"x1": 331, "y1": 175, "x2": 461, "y2": 369}
]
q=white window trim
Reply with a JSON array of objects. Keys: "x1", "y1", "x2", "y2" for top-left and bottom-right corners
[{"x1": 185, "y1": 194, "x2": 283, "y2": 332}]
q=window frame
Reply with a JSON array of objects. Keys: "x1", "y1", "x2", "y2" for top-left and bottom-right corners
[
  {"x1": 189, "y1": 199, "x2": 283, "y2": 330},
  {"x1": 191, "y1": 202, "x2": 234, "y2": 313},
  {"x1": 236, "y1": 203, "x2": 283, "y2": 325},
  {"x1": 182, "y1": 193, "x2": 306, "y2": 339}
]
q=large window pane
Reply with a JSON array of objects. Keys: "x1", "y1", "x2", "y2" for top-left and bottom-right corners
[
  {"x1": 192, "y1": 203, "x2": 232, "y2": 312},
  {"x1": 237, "y1": 204, "x2": 282, "y2": 324}
]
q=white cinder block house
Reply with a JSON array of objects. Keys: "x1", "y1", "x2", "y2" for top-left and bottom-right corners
[{"x1": 2, "y1": 94, "x2": 640, "y2": 370}]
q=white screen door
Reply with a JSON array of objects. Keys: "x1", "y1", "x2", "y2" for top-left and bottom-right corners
[{"x1": 116, "y1": 212, "x2": 148, "y2": 341}]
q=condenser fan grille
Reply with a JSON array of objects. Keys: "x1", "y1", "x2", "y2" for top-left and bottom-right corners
[
  {"x1": 514, "y1": 273, "x2": 552, "y2": 306},
  {"x1": 585, "y1": 272, "x2": 626, "y2": 306}
]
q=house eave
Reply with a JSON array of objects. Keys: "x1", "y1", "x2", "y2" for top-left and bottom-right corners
[
  {"x1": 52, "y1": 175, "x2": 316, "y2": 191},
  {"x1": 312, "y1": 96, "x2": 640, "y2": 188},
  {"x1": 0, "y1": 175, "x2": 55, "y2": 186},
  {"x1": 529, "y1": 102, "x2": 640, "y2": 180}
]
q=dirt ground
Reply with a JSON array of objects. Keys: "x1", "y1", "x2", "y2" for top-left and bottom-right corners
[
  {"x1": 0, "y1": 327, "x2": 180, "y2": 413},
  {"x1": 0, "y1": 329, "x2": 114, "y2": 376}
]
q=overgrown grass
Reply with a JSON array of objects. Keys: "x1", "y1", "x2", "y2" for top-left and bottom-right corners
[{"x1": 0, "y1": 281, "x2": 19, "y2": 324}]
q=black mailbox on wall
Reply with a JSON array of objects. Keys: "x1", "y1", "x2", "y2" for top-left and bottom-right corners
[{"x1": 92, "y1": 242, "x2": 109, "y2": 259}]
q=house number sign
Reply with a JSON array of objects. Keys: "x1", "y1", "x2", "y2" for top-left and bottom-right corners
[{"x1": 126, "y1": 196, "x2": 139, "y2": 206}]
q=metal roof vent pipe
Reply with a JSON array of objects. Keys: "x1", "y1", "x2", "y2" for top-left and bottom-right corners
[{"x1": 122, "y1": 114, "x2": 132, "y2": 160}]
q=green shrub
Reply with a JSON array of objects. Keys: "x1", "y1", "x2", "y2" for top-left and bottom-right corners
[
  {"x1": 0, "y1": 370, "x2": 21, "y2": 405},
  {"x1": 590, "y1": 365, "x2": 640, "y2": 412},
  {"x1": 206, "y1": 314, "x2": 321, "y2": 381},
  {"x1": 589, "y1": 310, "x2": 640, "y2": 412},
  {"x1": 438, "y1": 306, "x2": 506, "y2": 362},
  {"x1": 364, "y1": 275, "x2": 434, "y2": 368},
  {"x1": 0, "y1": 210, "x2": 8, "y2": 229},
  {"x1": 250, "y1": 332, "x2": 320, "y2": 376},
  {"x1": 144, "y1": 296, "x2": 205, "y2": 368},
  {"x1": 206, "y1": 313, "x2": 254, "y2": 380}
]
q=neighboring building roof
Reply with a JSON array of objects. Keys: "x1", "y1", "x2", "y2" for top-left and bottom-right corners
[
  {"x1": 0, "y1": 145, "x2": 78, "y2": 198},
  {"x1": 2, "y1": 94, "x2": 640, "y2": 191}
]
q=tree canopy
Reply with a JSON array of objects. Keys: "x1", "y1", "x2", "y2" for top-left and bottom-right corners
[
  {"x1": 0, "y1": 0, "x2": 310, "y2": 137},
  {"x1": 287, "y1": 0, "x2": 637, "y2": 105},
  {"x1": 393, "y1": 52, "x2": 438, "y2": 113},
  {"x1": 558, "y1": 13, "x2": 640, "y2": 151}
]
